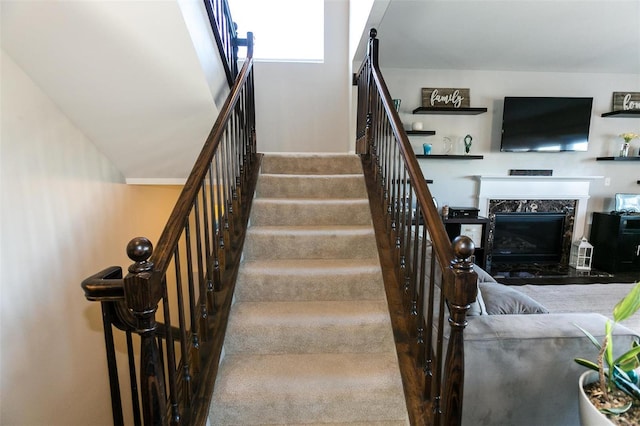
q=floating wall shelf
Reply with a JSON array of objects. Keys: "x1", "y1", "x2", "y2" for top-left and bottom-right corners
[
  {"x1": 596, "y1": 157, "x2": 640, "y2": 161},
  {"x1": 601, "y1": 110, "x2": 640, "y2": 118},
  {"x1": 406, "y1": 130, "x2": 436, "y2": 136},
  {"x1": 416, "y1": 154, "x2": 483, "y2": 160},
  {"x1": 412, "y1": 107, "x2": 488, "y2": 115}
]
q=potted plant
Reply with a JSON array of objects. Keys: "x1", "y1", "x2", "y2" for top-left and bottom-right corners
[
  {"x1": 618, "y1": 133, "x2": 640, "y2": 157},
  {"x1": 575, "y1": 281, "x2": 640, "y2": 425}
]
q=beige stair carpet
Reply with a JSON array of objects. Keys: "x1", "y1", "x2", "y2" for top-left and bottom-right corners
[{"x1": 209, "y1": 153, "x2": 409, "y2": 425}]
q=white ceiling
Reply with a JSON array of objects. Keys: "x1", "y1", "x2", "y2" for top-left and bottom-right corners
[{"x1": 356, "y1": 0, "x2": 640, "y2": 75}]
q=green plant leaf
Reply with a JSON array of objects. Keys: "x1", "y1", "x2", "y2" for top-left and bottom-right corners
[
  {"x1": 605, "y1": 320, "x2": 614, "y2": 371},
  {"x1": 613, "y1": 281, "x2": 640, "y2": 323},
  {"x1": 575, "y1": 358, "x2": 599, "y2": 371},
  {"x1": 600, "y1": 401, "x2": 633, "y2": 415},
  {"x1": 614, "y1": 344, "x2": 640, "y2": 372},
  {"x1": 574, "y1": 323, "x2": 602, "y2": 350}
]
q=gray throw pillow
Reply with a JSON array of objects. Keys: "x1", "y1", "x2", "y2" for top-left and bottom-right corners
[
  {"x1": 473, "y1": 264, "x2": 497, "y2": 284},
  {"x1": 467, "y1": 285, "x2": 487, "y2": 316},
  {"x1": 479, "y1": 281, "x2": 549, "y2": 315}
]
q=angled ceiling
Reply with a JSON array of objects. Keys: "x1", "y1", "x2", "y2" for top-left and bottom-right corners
[
  {"x1": 355, "y1": 0, "x2": 640, "y2": 75},
  {"x1": 1, "y1": 0, "x2": 226, "y2": 183}
]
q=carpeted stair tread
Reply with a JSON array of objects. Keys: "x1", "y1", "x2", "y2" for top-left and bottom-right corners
[
  {"x1": 235, "y1": 258, "x2": 385, "y2": 302},
  {"x1": 283, "y1": 422, "x2": 408, "y2": 426},
  {"x1": 243, "y1": 226, "x2": 378, "y2": 260},
  {"x1": 256, "y1": 174, "x2": 367, "y2": 199},
  {"x1": 209, "y1": 153, "x2": 409, "y2": 425},
  {"x1": 210, "y1": 352, "x2": 408, "y2": 425},
  {"x1": 282, "y1": 422, "x2": 409, "y2": 426},
  {"x1": 260, "y1": 153, "x2": 363, "y2": 175},
  {"x1": 224, "y1": 300, "x2": 395, "y2": 354},
  {"x1": 250, "y1": 198, "x2": 372, "y2": 226}
]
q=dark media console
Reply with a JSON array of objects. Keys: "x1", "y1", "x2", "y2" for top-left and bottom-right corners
[{"x1": 590, "y1": 212, "x2": 640, "y2": 273}]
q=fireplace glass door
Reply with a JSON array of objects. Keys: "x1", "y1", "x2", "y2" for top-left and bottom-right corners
[{"x1": 491, "y1": 213, "x2": 566, "y2": 264}]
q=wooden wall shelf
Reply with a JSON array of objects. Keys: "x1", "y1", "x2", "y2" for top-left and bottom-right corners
[
  {"x1": 406, "y1": 130, "x2": 436, "y2": 136},
  {"x1": 601, "y1": 110, "x2": 640, "y2": 118},
  {"x1": 416, "y1": 154, "x2": 483, "y2": 160},
  {"x1": 596, "y1": 157, "x2": 640, "y2": 161},
  {"x1": 412, "y1": 107, "x2": 487, "y2": 115}
]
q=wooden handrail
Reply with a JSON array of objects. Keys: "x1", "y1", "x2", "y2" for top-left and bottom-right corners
[
  {"x1": 81, "y1": 17, "x2": 259, "y2": 424},
  {"x1": 152, "y1": 38, "x2": 254, "y2": 276},
  {"x1": 355, "y1": 28, "x2": 478, "y2": 426}
]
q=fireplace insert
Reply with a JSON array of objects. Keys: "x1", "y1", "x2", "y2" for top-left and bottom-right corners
[{"x1": 491, "y1": 212, "x2": 566, "y2": 264}]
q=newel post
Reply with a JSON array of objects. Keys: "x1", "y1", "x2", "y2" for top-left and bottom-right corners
[
  {"x1": 124, "y1": 237, "x2": 167, "y2": 425},
  {"x1": 442, "y1": 236, "x2": 478, "y2": 426}
]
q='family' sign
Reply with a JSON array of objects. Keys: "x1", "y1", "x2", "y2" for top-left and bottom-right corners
[{"x1": 422, "y1": 88, "x2": 470, "y2": 109}]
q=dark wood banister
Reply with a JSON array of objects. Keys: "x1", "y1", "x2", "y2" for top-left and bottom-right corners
[
  {"x1": 81, "y1": 13, "x2": 258, "y2": 422},
  {"x1": 152, "y1": 43, "x2": 253, "y2": 276},
  {"x1": 356, "y1": 28, "x2": 478, "y2": 425},
  {"x1": 367, "y1": 44, "x2": 454, "y2": 271}
]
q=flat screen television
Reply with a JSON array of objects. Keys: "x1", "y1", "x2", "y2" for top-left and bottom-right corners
[{"x1": 500, "y1": 97, "x2": 593, "y2": 152}]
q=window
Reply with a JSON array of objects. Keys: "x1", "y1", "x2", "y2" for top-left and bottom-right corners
[{"x1": 228, "y1": 0, "x2": 324, "y2": 62}]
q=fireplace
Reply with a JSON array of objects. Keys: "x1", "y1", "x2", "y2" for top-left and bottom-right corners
[
  {"x1": 491, "y1": 213, "x2": 566, "y2": 264},
  {"x1": 486, "y1": 199, "x2": 576, "y2": 273},
  {"x1": 475, "y1": 175, "x2": 602, "y2": 277}
]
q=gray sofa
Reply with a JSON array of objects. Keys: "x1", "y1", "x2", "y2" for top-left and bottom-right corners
[{"x1": 440, "y1": 266, "x2": 639, "y2": 426}]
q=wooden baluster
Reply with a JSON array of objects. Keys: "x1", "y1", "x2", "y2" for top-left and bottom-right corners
[
  {"x1": 442, "y1": 236, "x2": 478, "y2": 426},
  {"x1": 123, "y1": 237, "x2": 167, "y2": 426}
]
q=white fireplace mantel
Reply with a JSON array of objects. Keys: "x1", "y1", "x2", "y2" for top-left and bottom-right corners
[{"x1": 475, "y1": 175, "x2": 603, "y2": 240}]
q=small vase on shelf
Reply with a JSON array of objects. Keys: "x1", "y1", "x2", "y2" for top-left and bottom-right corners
[
  {"x1": 618, "y1": 133, "x2": 640, "y2": 157},
  {"x1": 620, "y1": 142, "x2": 630, "y2": 157},
  {"x1": 464, "y1": 134, "x2": 473, "y2": 155}
]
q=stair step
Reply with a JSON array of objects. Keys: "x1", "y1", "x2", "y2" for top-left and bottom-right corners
[
  {"x1": 243, "y1": 226, "x2": 379, "y2": 260},
  {"x1": 250, "y1": 198, "x2": 372, "y2": 226},
  {"x1": 261, "y1": 153, "x2": 362, "y2": 175},
  {"x1": 256, "y1": 174, "x2": 367, "y2": 199},
  {"x1": 235, "y1": 258, "x2": 385, "y2": 302},
  {"x1": 224, "y1": 300, "x2": 395, "y2": 354},
  {"x1": 209, "y1": 154, "x2": 409, "y2": 425},
  {"x1": 210, "y1": 353, "x2": 408, "y2": 425},
  {"x1": 280, "y1": 422, "x2": 409, "y2": 426}
]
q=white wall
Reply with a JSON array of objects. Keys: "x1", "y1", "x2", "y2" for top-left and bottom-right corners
[
  {"x1": 382, "y1": 67, "x2": 640, "y2": 236},
  {"x1": 1, "y1": 51, "x2": 182, "y2": 425},
  {"x1": 253, "y1": 0, "x2": 351, "y2": 153}
]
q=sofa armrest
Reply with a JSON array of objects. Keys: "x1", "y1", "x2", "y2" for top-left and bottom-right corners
[{"x1": 450, "y1": 313, "x2": 638, "y2": 426}]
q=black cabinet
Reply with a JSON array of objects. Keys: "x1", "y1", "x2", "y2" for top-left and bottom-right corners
[
  {"x1": 443, "y1": 216, "x2": 490, "y2": 269},
  {"x1": 590, "y1": 212, "x2": 640, "y2": 273}
]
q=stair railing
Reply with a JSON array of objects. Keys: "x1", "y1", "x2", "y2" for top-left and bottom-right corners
[
  {"x1": 203, "y1": 0, "x2": 240, "y2": 86},
  {"x1": 81, "y1": 29, "x2": 257, "y2": 426},
  {"x1": 355, "y1": 28, "x2": 478, "y2": 426}
]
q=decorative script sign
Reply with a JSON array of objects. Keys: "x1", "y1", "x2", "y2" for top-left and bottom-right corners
[
  {"x1": 422, "y1": 88, "x2": 470, "y2": 109},
  {"x1": 613, "y1": 92, "x2": 640, "y2": 111}
]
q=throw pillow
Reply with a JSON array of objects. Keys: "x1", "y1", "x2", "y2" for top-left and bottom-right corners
[
  {"x1": 479, "y1": 281, "x2": 549, "y2": 315},
  {"x1": 467, "y1": 285, "x2": 487, "y2": 316},
  {"x1": 474, "y1": 264, "x2": 497, "y2": 284}
]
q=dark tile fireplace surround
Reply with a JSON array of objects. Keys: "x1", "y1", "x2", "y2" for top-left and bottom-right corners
[{"x1": 487, "y1": 199, "x2": 612, "y2": 280}]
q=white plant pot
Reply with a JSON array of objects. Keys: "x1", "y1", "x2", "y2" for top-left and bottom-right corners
[{"x1": 578, "y1": 370, "x2": 615, "y2": 426}]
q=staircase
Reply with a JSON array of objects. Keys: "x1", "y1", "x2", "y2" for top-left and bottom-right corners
[{"x1": 209, "y1": 153, "x2": 409, "y2": 425}]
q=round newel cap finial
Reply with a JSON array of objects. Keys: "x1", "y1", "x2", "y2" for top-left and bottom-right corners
[
  {"x1": 452, "y1": 235, "x2": 475, "y2": 260},
  {"x1": 127, "y1": 237, "x2": 153, "y2": 273},
  {"x1": 369, "y1": 28, "x2": 377, "y2": 39}
]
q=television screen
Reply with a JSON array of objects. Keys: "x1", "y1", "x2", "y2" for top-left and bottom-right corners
[{"x1": 500, "y1": 97, "x2": 593, "y2": 152}]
